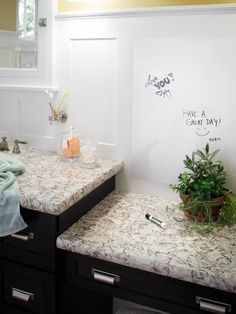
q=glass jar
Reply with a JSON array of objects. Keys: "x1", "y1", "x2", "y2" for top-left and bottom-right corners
[
  {"x1": 60, "y1": 127, "x2": 80, "y2": 162},
  {"x1": 80, "y1": 138, "x2": 98, "y2": 168}
]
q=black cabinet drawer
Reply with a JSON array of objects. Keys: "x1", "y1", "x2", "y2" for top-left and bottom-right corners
[
  {"x1": 0, "y1": 259, "x2": 55, "y2": 314},
  {"x1": 64, "y1": 252, "x2": 235, "y2": 314},
  {"x1": 0, "y1": 209, "x2": 57, "y2": 272}
]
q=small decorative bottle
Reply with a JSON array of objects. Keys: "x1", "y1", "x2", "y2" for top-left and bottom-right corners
[{"x1": 60, "y1": 127, "x2": 80, "y2": 162}]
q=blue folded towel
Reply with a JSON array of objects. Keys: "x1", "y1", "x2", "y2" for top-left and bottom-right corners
[
  {"x1": 0, "y1": 159, "x2": 26, "y2": 174},
  {"x1": 0, "y1": 159, "x2": 27, "y2": 237}
]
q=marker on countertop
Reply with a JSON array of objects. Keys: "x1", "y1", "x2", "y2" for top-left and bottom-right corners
[{"x1": 145, "y1": 213, "x2": 166, "y2": 229}]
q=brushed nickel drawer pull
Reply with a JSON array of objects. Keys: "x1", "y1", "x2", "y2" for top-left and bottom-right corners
[
  {"x1": 196, "y1": 296, "x2": 232, "y2": 313},
  {"x1": 11, "y1": 232, "x2": 34, "y2": 241},
  {"x1": 11, "y1": 287, "x2": 35, "y2": 303},
  {"x1": 92, "y1": 268, "x2": 120, "y2": 286}
]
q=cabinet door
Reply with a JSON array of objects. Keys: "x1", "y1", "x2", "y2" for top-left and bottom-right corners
[
  {"x1": 0, "y1": 208, "x2": 57, "y2": 272},
  {"x1": 0, "y1": 259, "x2": 55, "y2": 314}
]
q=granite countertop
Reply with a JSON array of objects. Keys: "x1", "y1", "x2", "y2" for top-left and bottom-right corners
[
  {"x1": 56, "y1": 192, "x2": 236, "y2": 293},
  {"x1": 0, "y1": 149, "x2": 123, "y2": 215}
]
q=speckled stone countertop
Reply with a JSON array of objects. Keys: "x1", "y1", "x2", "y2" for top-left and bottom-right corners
[
  {"x1": 57, "y1": 192, "x2": 236, "y2": 293},
  {"x1": 0, "y1": 149, "x2": 123, "y2": 215}
]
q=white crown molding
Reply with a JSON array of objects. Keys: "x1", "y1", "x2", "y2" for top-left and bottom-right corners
[{"x1": 55, "y1": 4, "x2": 236, "y2": 20}]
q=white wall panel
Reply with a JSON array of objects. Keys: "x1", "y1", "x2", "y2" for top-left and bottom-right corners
[
  {"x1": 17, "y1": 91, "x2": 61, "y2": 151},
  {"x1": 18, "y1": 92, "x2": 51, "y2": 136},
  {"x1": 0, "y1": 90, "x2": 60, "y2": 151},
  {"x1": 68, "y1": 38, "x2": 117, "y2": 144},
  {"x1": 0, "y1": 91, "x2": 18, "y2": 137}
]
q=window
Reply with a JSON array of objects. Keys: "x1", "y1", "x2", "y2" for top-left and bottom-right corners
[{"x1": 18, "y1": 0, "x2": 36, "y2": 40}]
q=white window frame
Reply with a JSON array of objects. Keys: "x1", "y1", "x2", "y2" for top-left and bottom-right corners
[{"x1": 17, "y1": 0, "x2": 37, "y2": 41}]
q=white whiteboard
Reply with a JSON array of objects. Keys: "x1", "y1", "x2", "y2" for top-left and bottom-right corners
[{"x1": 131, "y1": 37, "x2": 236, "y2": 187}]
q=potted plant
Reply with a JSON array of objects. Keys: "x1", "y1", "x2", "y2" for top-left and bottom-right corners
[{"x1": 170, "y1": 143, "x2": 236, "y2": 224}]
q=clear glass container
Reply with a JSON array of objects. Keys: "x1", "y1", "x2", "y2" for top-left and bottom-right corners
[
  {"x1": 80, "y1": 138, "x2": 98, "y2": 168},
  {"x1": 60, "y1": 127, "x2": 80, "y2": 162}
]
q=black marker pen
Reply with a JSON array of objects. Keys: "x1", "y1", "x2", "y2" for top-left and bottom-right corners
[{"x1": 145, "y1": 213, "x2": 166, "y2": 229}]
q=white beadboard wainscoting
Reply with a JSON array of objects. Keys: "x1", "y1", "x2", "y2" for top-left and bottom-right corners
[
  {"x1": 1, "y1": 6, "x2": 236, "y2": 198},
  {"x1": 0, "y1": 89, "x2": 60, "y2": 151}
]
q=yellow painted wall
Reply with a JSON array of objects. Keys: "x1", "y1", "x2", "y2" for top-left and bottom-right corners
[
  {"x1": 58, "y1": 0, "x2": 236, "y2": 12},
  {"x1": 0, "y1": 0, "x2": 17, "y2": 31}
]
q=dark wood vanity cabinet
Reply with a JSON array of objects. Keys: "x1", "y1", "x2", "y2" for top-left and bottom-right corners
[
  {"x1": 0, "y1": 260, "x2": 55, "y2": 314},
  {"x1": 0, "y1": 176, "x2": 115, "y2": 314},
  {"x1": 0, "y1": 211, "x2": 57, "y2": 314},
  {"x1": 61, "y1": 252, "x2": 236, "y2": 314}
]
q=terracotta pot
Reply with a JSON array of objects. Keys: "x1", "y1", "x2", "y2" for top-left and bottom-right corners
[{"x1": 180, "y1": 194, "x2": 225, "y2": 222}]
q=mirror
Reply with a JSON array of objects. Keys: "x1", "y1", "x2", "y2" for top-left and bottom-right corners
[{"x1": 0, "y1": 0, "x2": 37, "y2": 69}]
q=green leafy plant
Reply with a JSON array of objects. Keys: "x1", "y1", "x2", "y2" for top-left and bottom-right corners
[
  {"x1": 170, "y1": 143, "x2": 236, "y2": 227},
  {"x1": 170, "y1": 143, "x2": 226, "y2": 200},
  {"x1": 219, "y1": 191, "x2": 236, "y2": 224}
]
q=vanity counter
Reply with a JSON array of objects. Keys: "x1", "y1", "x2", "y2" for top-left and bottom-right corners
[
  {"x1": 57, "y1": 192, "x2": 236, "y2": 293},
  {"x1": 0, "y1": 149, "x2": 123, "y2": 215}
]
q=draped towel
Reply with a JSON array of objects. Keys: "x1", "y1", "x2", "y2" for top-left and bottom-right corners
[{"x1": 0, "y1": 159, "x2": 27, "y2": 237}]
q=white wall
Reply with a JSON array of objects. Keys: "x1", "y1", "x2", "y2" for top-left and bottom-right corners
[
  {"x1": 0, "y1": 89, "x2": 60, "y2": 151},
  {"x1": 1, "y1": 6, "x2": 236, "y2": 199}
]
